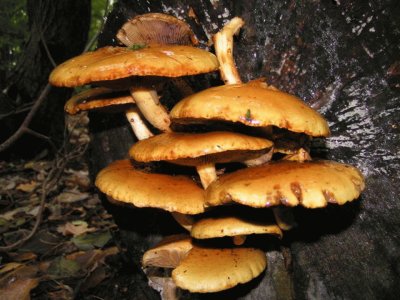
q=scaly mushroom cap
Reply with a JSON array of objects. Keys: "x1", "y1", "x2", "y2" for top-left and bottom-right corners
[
  {"x1": 170, "y1": 81, "x2": 330, "y2": 137},
  {"x1": 95, "y1": 160, "x2": 206, "y2": 214},
  {"x1": 117, "y1": 13, "x2": 198, "y2": 47},
  {"x1": 206, "y1": 160, "x2": 365, "y2": 208},
  {"x1": 64, "y1": 87, "x2": 134, "y2": 114},
  {"x1": 49, "y1": 45, "x2": 219, "y2": 87},
  {"x1": 142, "y1": 234, "x2": 193, "y2": 269},
  {"x1": 129, "y1": 131, "x2": 273, "y2": 166},
  {"x1": 172, "y1": 246, "x2": 267, "y2": 293},
  {"x1": 191, "y1": 207, "x2": 282, "y2": 240}
]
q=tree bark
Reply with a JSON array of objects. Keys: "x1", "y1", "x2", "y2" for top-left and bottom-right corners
[
  {"x1": 0, "y1": 0, "x2": 91, "y2": 158},
  {"x1": 90, "y1": 0, "x2": 400, "y2": 299}
]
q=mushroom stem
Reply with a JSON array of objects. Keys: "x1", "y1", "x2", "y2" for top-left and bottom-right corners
[
  {"x1": 171, "y1": 212, "x2": 195, "y2": 231},
  {"x1": 213, "y1": 17, "x2": 245, "y2": 84},
  {"x1": 125, "y1": 107, "x2": 154, "y2": 140},
  {"x1": 196, "y1": 163, "x2": 217, "y2": 189},
  {"x1": 244, "y1": 147, "x2": 274, "y2": 167},
  {"x1": 233, "y1": 235, "x2": 247, "y2": 246},
  {"x1": 282, "y1": 148, "x2": 312, "y2": 162},
  {"x1": 130, "y1": 87, "x2": 172, "y2": 132},
  {"x1": 272, "y1": 206, "x2": 297, "y2": 231}
]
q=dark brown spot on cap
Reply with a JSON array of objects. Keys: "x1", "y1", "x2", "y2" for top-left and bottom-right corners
[
  {"x1": 290, "y1": 182, "x2": 303, "y2": 204},
  {"x1": 323, "y1": 190, "x2": 337, "y2": 204}
]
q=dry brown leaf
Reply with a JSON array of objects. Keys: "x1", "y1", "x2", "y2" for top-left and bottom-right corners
[
  {"x1": 57, "y1": 221, "x2": 96, "y2": 236},
  {"x1": 16, "y1": 181, "x2": 38, "y2": 193},
  {"x1": 8, "y1": 252, "x2": 38, "y2": 262},
  {"x1": 0, "y1": 278, "x2": 39, "y2": 300},
  {"x1": 0, "y1": 262, "x2": 23, "y2": 275},
  {"x1": 55, "y1": 191, "x2": 89, "y2": 203}
]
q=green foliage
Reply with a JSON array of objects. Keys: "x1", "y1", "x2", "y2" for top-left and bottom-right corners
[
  {"x1": 0, "y1": 0, "x2": 28, "y2": 76},
  {"x1": 89, "y1": 0, "x2": 112, "y2": 50}
]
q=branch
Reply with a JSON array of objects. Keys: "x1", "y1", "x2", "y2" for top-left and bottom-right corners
[{"x1": 0, "y1": 84, "x2": 52, "y2": 153}]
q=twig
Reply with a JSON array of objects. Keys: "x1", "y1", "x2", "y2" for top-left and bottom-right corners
[{"x1": 0, "y1": 84, "x2": 52, "y2": 153}]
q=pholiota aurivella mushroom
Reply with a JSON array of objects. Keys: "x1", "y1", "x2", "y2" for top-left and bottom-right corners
[
  {"x1": 95, "y1": 160, "x2": 207, "y2": 230},
  {"x1": 129, "y1": 131, "x2": 273, "y2": 189},
  {"x1": 206, "y1": 160, "x2": 365, "y2": 209},
  {"x1": 190, "y1": 206, "x2": 282, "y2": 245},
  {"x1": 49, "y1": 12, "x2": 219, "y2": 138},
  {"x1": 64, "y1": 87, "x2": 154, "y2": 140}
]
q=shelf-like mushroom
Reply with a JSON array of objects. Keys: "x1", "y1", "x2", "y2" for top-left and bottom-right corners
[
  {"x1": 117, "y1": 13, "x2": 198, "y2": 47},
  {"x1": 49, "y1": 44, "x2": 219, "y2": 132},
  {"x1": 170, "y1": 80, "x2": 330, "y2": 138},
  {"x1": 172, "y1": 246, "x2": 267, "y2": 293},
  {"x1": 64, "y1": 87, "x2": 154, "y2": 140},
  {"x1": 95, "y1": 160, "x2": 206, "y2": 214},
  {"x1": 142, "y1": 235, "x2": 194, "y2": 300},
  {"x1": 190, "y1": 206, "x2": 282, "y2": 245},
  {"x1": 129, "y1": 131, "x2": 273, "y2": 189},
  {"x1": 206, "y1": 160, "x2": 365, "y2": 209}
]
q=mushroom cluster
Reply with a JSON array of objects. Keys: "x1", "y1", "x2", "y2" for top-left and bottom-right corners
[{"x1": 49, "y1": 14, "x2": 365, "y2": 298}]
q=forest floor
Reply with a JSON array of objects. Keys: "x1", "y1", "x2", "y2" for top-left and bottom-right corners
[{"x1": 0, "y1": 114, "x2": 138, "y2": 300}]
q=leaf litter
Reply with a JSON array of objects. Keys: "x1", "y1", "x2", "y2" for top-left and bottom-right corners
[{"x1": 0, "y1": 114, "x2": 132, "y2": 299}]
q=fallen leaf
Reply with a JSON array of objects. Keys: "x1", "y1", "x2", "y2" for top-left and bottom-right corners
[
  {"x1": 47, "y1": 256, "x2": 81, "y2": 279},
  {"x1": 57, "y1": 221, "x2": 96, "y2": 237},
  {"x1": 0, "y1": 262, "x2": 23, "y2": 275},
  {"x1": 71, "y1": 231, "x2": 112, "y2": 251},
  {"x1": 55, "y1": 191, "x2": 89, "y2": 203},
  {"x1": 16, "y1": 181, "x2": 38, "y2": 193},
  {"x1": 79, "y1": 265, "x2": 108, "y2": 292},
  {"x1": 8, "y1": 252, "x2": 38, "y2": 262},
  {"x1": 0, "y1": 278, "x2": 39, "y2": 300}
]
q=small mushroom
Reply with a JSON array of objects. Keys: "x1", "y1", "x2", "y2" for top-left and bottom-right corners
[
  {"x1": 190, "y1": 206, "x2": 282, "y2": 245},
  {"x1": 212, "y1": 16, "x2": 245, "y2": 84},
  {"x1": 142, "y1": 234, "x2": 193, "y2": 269},
  {"x1": 129, "y1": 131, "x2": 273, "y2": 189},
  {"x1": 117, "y1": 13, "x2": 198, "y2": 47},
  {"x1": 142, "y1": 235, "x2": 193, "y2": 300},
  {"x1": 64, "y1": 87, "x2": 153, "y2": 140},
  {"x1": 172, "y1": 246, "x2": 267, "y2": 293},
  {"x1": 206, "y1": 160, "x2": 365, "y2": 209}
]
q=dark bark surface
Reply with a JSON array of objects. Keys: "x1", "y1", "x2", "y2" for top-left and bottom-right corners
[
  {"x1": 89, "y1": 0, "x2": 400, "y2": 299},
  {"x1": 0, "y1": 0, "x2": 91, "y2": 158}
]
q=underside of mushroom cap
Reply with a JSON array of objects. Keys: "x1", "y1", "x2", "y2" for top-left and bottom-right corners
[
  {"x1": 170, "y1": 81, "x2": 330, "y2": 137},
  {"x1": 206, "y1": 160, "x2": 365, "y2": 208},
  {"x1": 142, "y1": 234, "x2": 193, "y2": 269},
  {"x1": 172, "y1": 246, "x2": 267, "y2": 293},
  {"x1": 95, "y1": 160, "x2": 206, "y2": 214},
  {"x1": 49, "y1": 45, "x2": 219, "y2": 87},
  {"x1": 117, "y1": 13, "x2": 198, "y2": 47},
  {"x1": 65, "y1": 87, "x2": 134, "y2": 114},
  {"x1": 129, "y1": 131, "x2": 273, "y2": 165}
]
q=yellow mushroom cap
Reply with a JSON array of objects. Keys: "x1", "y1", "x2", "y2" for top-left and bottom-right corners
[
  {"x1": 190, "y1": 207, "x2": 282, "y2": 240},
  {"x1": 64, "y1": 87, "x2": 134, "y2": 114},
  {"x1": 170, "y1": 81, "x2": 330, "y2": 137},
  {"x1": 129, "y1": 131, "x2": 273, "y2": 166},
  {"x1": 117, "y1": 13, "x2": 198, "y2": 47},
  {"x1": 95, "y1": 160, "x2": 206, "y2": 214},
  {"x1": 172, "y1": 246, "x2": 267, "y2": 293},
  {"x1": 142, "y1": 234, "x2": 193, "y2": 268},
  {"x1": 49, "y1": 45, "x2": 219, "y2": 87},
  {"x1": 206, "y1": 160, "x2": 365, "y2": 209}
]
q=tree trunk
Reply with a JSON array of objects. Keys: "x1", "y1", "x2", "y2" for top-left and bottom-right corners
[
  {"x1": 90, "y1": 0, "x2": 400, "y2": 299},
  {"x1": 0, "y1": 0, "x2": 91, "y2": 158}
]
